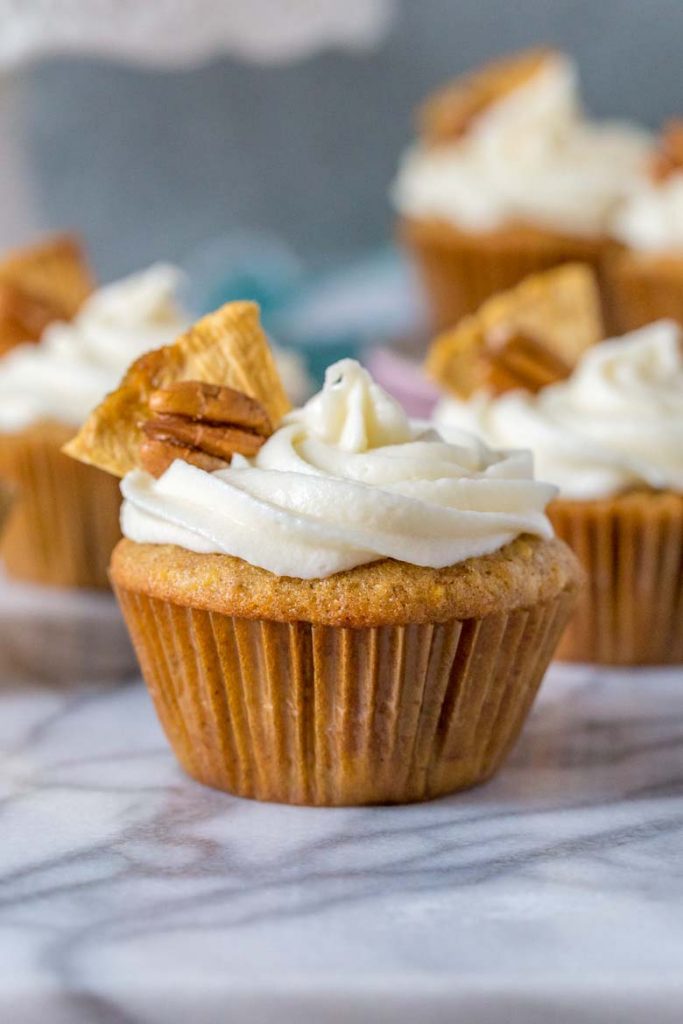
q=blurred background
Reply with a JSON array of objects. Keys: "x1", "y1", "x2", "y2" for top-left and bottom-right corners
[{"x1": 1, "y1": 0, "x2": 682, "y2": 376}]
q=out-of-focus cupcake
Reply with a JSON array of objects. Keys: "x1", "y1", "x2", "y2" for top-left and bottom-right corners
[
  {"x1": 434, "y1": 317, "x2": 683, "y2": 665},
  {"x1": 610, "y1": 121, "x2": 683, "y2": 330},
  {"x1": 0, "y1": 264, "x2": 189, "y2": 587},
  {"x1": 393, "y1": 49, "x2": 651, "y2": 333},
  {"x1": 0, "y1": 234, "x2": 93, "y2": 357},
  {"x1": 66, "y1": 301, "x2": 580, "y2": 805}
]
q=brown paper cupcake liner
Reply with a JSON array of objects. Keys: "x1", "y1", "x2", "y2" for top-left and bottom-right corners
[
  {"x1": 0, "y1": 423, "x2": 122, "y2": 588},
  {"x1": 115, "y1": 584, "x2": 575, "y2": 806},
  {"x1": 549, "y1": 492, "x2": 683, "y2": 665},
  {"x1": 605, "y1": 252, "x2": 683, "y2": 333},
  {"x1": 400, "y1": 217, "x2": 617, "y2": 334}
]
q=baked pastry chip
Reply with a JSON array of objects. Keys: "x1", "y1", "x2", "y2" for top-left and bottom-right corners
[
  {"x1": 0, "y1": 234, "x2": 93, "y2": 354},
  {"x1": 64, "y1": 301, "x2": 291, "y2": 478},
  {"x1": 419, "y1": 48, "x2": 557, "y2": 146},
  {"x1": 426, "y1": 263, "x2": 603, "y2": 398}
]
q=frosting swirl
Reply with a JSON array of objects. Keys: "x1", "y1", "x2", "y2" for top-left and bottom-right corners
[
  {"x1": 614, "y1": 172, "x2": 683, "y2": 251},
  {"x1": 393, "y1": 54, "x2": 651, "y2": 237},
  {"x1": 0, "y1": 264, "x2": 188, "y2": 433},
  {"x1": 121, "y1": 359, "x2": 556, "y2": 579},
  {"x1": 435, "y1": 320, "x2": 683, "y2": 500}
]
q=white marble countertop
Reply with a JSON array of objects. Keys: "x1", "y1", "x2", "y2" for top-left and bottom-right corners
[{"x1": 1, "y1": 663, "x2": 682, "y2": 1024}]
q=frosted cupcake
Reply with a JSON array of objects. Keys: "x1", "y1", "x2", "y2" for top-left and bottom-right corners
[
  {"x1": 435, "y1": 319, "x2": 683, "y2": 665},
  {"x1": 393, "y1": 49, "x2": 651, "y2": 332},
  {"x1": 610, "y1": 121, "x2": 683, "y2": 330},
  {"x1": 0, "y1": 264, "x2": 188, "y2": 587},
  {"x1": 66, "y1": 301, "x2": 580, "y2": 805}
]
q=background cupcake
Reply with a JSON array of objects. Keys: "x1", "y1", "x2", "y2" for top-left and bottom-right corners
[
  {"x1": 435, "y1": 318, "x2": 683, "y2": 665},
  {"x1": 610, "y1": 121, "x2": 683, "y2": 331},
  {"x1": 0, "y1": 263, "x2": 188, "y2": 587},
  {"x1": 67, "y1": 301, "x2": 580, "y2": 805},
  {"x1": 393, "y1": 49, "x2": 651, "y2": 334}
]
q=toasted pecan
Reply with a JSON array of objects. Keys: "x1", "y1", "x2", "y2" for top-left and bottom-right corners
[
  {"x1": 139, "y1": 379, "x2": 272, "y2": 477},
  {"x1": 650, "y1": 119, "x2": 683, "y2": 182},
  {"x1": 149, "y1": 381, "x2": 272, "y2": 436},
  {"x1": 64, "y1": 301, "x2": 290, "y2": 478}
]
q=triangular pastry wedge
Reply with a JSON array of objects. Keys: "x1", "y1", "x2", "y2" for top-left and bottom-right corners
[
  {"x1": 64, "y1": 301, "x2": 291, "y2": 477},
  {"x1": 425, "y1": 263, "x2": 603, "y2": 398}
]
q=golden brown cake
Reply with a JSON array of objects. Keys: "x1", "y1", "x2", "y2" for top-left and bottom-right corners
[
  {"x1": 433, "y1": 298, "x2": 683, "y2": 665},
  {"x1": 0, "y1": 421, "x2": 121, "y2": 588},
  {"x1": 400, "y1": 217, "x2": 617, "y2": 333},
  {"x1": 394, "y1": 49, "x2": 650, "y2": 334},
  {"x1": 112, "y1": 536, "x2": 580, "y2": 805},
  {"x1": 609, "y1": 121, "x2": 683, "y2": 330},
  {"x1": 67, "y1": 299, "x2": 581, "y2": 805},
  {"x1": 0, "y1": 234, "x2": 93, "y2": 356},
  {"x1": 549, "y1": 491, "x2": 683, "y2": 665},
  {"x1": 0, "y1": 264, "x2": 188, "y2": 588}
]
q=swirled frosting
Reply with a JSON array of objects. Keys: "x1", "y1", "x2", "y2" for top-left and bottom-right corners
[
  {"x1": 435, "y1": 320, "x2": 683, "y2": 500},
  {"x1": 393, "y1": 54, "x2": 651, "y2": 237},
  {"x1": 614, "y1": 172, "x2": 683, "y2": 251},
  {"x1": 0, "y1": 263, "x2": 188, "y2": 433},
  {"x1": 121, "y1": 359, "x2": 556, "y2": 578}
]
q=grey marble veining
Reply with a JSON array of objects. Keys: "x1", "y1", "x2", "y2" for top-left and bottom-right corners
[{"x1": 1, "y1": 664, "x2": 682, "y2": 1023}]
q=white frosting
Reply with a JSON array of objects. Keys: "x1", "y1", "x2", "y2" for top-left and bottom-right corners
[
  {"x1": 121, "y1": 359, "x2": 556, "y2": 579},
  {"x1": 393, "y1": 54, "x2": 651, "y2": 237},
  {"x1": 614, "y1": 172, "x2": 683, "y2": 251},
  {"x1": 0, "y1": 264, "x2": 188, "y2": 432},
  {"x1": 435, "y1": 320, "x2": 683, "y2": 500}
]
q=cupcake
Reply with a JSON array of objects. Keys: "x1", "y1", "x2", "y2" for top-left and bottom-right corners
[
  {"x1": 434, "y1": 318, "x2": 683, "y2": 665},
  {"x1": 393, "y1": 49, "x2": 651, "y2": 333},
  {"x1": 610, "y1": 121, "x2": 683, "y2": 330},
  {"x1": 0, "y1": 234, "x2": 93, "y2": 357},
  {"x1": 0, "y1": 264, "x2": 188, "y2": 587},
  {"x1": 66, "y1": 301, "x2": 580, "y2": 806}
]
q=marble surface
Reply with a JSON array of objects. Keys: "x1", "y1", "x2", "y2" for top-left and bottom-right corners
[{"x1": 1, "y1": 663, "x2": 682, "y2": 1024}]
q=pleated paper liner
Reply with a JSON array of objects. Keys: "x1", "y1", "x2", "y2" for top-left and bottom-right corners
[
  {"x1": 0, "y1": 421, "x2": 122, "y2": 588},
  {"x1": 605, "y1": 251, "x2": 683, "y2": 333},
  {"x1": 399, "y1": 217, "x2": 617, "y2": 333},
  {"x1": 549, "y1": 491, "x2": 683, "y2": 665},
  {"x1": 115, "y1": 584, "x2": 576, "y2": 806}
]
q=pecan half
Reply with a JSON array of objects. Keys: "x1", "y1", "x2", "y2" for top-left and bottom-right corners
[
  {"x1": 650, "y1": 120, "x2": 683, "y2": 182},
  {"x1": 485, "y1": 333, "x2": 572, "y2": 395},
  {"x1": 140, "y1": 380, "x2": 273, "y2": 477}
]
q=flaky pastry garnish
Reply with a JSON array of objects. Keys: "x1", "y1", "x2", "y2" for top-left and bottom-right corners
[
  {"x1": 0, "y1": 234, "x2": 93, "y2": 354},
  {"x1": 63, "y1": 301, "x2": 290, "y2": 477},
  {"x1": 425, "y1": 263, "x2": 603, "y2": 399},
  {"x1": 418, "y1": 48, "x2": 557, "y2": 147}
]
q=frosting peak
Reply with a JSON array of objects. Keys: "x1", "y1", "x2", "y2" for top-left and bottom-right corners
[
  {"x1": 302, "y1": 358, "x2": 414, "y2": 452},
  {"x1": 121, "y1": 358, "x2": 557, "y2": 579}
]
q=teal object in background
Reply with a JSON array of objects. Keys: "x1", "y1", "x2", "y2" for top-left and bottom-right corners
[{"x1": 182, "y1": 234, "x2": 424, "y2": 386}]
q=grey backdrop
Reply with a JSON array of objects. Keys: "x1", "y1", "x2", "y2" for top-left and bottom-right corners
[{"x1": 17, "y1": 0, "x2": 683, "y2": 279}]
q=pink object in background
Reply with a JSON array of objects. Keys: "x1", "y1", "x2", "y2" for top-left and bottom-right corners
[{"x1": 366, "y1": 345, "x2": 440, "y2": 419}]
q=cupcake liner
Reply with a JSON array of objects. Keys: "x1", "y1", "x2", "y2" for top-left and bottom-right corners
[
  {"x1": 606, "y1": 252, "x2": 683, "y2": 333},
  {"x1": 400, "y1": 218, "x2": 615, "y2": 333},
  {"x1": 115, "y1": 584, "x2": 575, "y2": 806},
  {"x1": 0, "y1": 425, "x2": 122, "y2": 588},
  {"x1": 549, "y1": 492, "x2": 683, "y2": 665}
]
